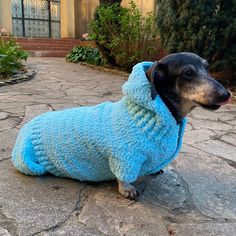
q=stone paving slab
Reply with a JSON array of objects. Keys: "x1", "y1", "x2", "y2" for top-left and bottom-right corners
[
  {"x1": 0, "y1": 58, "x2": 236, "y2": 236},
  {"x1": 167, "y1": 223, "x2": 236, "y2": 236}
]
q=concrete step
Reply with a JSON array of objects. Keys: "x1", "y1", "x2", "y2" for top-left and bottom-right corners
[
  {"x1": 28, "y1": 50, "x2": 69, "y2": 57},
  {"x1": 15, "y1": 37, "x2": 81, "y2": 43},
  {"x1": 1, "y1": 37, "x2": 96, "y2": 57},
  {"x1": 21, "y1": 44, "x2": 76, "y2": 51},
  {"x1": 17, "y1": 40, "x2": 81, "y2": 46}
]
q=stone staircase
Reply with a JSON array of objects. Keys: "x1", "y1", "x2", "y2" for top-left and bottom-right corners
[{"x1": 3, "y1": 37, "x2": 93, "y2": 57}]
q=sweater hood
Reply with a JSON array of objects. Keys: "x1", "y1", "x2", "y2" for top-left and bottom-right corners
[
  {"x1": 122, "y1": 61, "x2": 187, "y2": 126},
  {"x1": 122, "y1": 62, "x2": 154, "y2": 109}
]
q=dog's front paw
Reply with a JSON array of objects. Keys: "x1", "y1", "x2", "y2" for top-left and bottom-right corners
[
  {"x1": 118, "y1": 180, "x2": 139, "y2": 201},
  {"x1": 120, "y1": 186, "x2": 139, "y2": 201}
]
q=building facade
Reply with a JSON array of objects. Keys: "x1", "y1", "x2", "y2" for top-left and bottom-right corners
[{"x1": 0, "y1": 0, "x2": 155, "y2": 39}]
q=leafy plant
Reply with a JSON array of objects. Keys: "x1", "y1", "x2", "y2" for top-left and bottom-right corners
[
  {"x1": 156, "y1": 0, "x2": 236, "y2": 77},
  {"x1": 90, "y1": 0, "x2": 159, "y2": 71},
  {"x1": 98, "y1": 0, "x2": 122, "y2": 7},
  {"x1": 0, "y1": 37, "x2": 28, "y2": 78},
  {"x1": 66, "y1": 46, "x2": 106, "y2": 65},
  {"x1": 92, "y1": 0, "x2": 123, "y2": 66}
]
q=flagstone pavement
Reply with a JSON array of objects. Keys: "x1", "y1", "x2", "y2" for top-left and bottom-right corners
[{"x1": 0, "y1": 58, "x2": 236, "y2": 236}]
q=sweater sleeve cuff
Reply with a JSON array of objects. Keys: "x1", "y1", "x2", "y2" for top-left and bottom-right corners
[{"x1": 108, "y1": 154, "x2": 146, "y2": 183}]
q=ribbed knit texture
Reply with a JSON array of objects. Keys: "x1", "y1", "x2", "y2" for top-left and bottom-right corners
[{"x1": 12, "y1": 62, "x2": 187, "y2": 183}]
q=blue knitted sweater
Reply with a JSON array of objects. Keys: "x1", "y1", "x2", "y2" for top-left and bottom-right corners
[{"x1": 12, "y1": 62, "x2": 187, "y2": 183}]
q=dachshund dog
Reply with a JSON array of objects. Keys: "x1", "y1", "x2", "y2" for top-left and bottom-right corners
[{"x1": 12, "y1": 52, "x2": 231, "y2": 201}]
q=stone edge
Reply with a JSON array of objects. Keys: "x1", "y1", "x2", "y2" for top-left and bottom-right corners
[
  {"x1": 78, "y1": 62, "x2": 129, "y2": 79},
  {"x1": 0, "y1": 67, "x2": 36, "y2": 87}
]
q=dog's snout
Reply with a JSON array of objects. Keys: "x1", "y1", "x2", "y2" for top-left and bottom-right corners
[
  {"x1": 216, "y1": 89, "x2": 231, "y2": 105},
  {"x1": 207, "y1": 77, "x2": 231, "y2": 105},
  {"x1": 220, "y1": 90, "x2": 231, "y2": 100}
]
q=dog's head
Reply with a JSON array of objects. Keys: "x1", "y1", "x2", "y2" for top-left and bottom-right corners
[{"x1": 146, "y1": 52, "x2": 231, "y2": 121}]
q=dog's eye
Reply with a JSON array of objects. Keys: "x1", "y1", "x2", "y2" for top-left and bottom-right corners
[{"x1": 183, "y1": 68, "x2": 194, "y2": 77}]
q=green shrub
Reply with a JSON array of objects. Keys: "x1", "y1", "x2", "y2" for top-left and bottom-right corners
[
  {"x1": 0, "y1": 37, "x2": 28, "y2": 78},
  {"x1": 156, "y1": 0, "x2": 236, "y2": 76},
  {"x1": 90, "y1": 0, "x2": 159, "y2": 71},
  {"x1": 98, "y1": 0, "x2": 122, "y2": 7},
  {"x1": 66, "y1": 46, "x2": 106, "y2": 65},
  {"x1": 92, "y1": 0, "x2": 123, "y2": 66}
]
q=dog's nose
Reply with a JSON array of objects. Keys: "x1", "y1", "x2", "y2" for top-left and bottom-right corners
[
  {"x1": 220, "y1": 90, "x2": 231, "y2": 100},
  {"x1": 217, "y1": 90, "x2": 231, "y2": 105}
]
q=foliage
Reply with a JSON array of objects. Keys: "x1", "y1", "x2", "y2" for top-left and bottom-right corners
[
  {"x1": 0, "y1": 37, "x2": 28, "y2": 78},
  {"x1": 90, "y1": 0, "x2": 159, "y2": 71},
  {"x1": 66, "y1": 46, "x2": 106, "y2": 65},
  {"x1": 156, "y1": 0, "x2": 236, "y2": 74},
  {"x1": 92, "y1": 0, "x2": 124, "y2": 66},
  {"x1": 98, "y1": 0, "x2": 122, "y2": 7}
]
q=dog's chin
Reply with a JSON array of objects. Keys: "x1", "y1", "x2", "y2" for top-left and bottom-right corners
[
  {"x1": 193, "y1": 101, "x2": 221, "y2": 110},
  {"x1": 199, "y1": 103, "x2": 221, "y2": 110}
]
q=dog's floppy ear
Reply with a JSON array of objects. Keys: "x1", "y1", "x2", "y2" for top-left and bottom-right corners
[{"x1": 146, "y1": 61, "x2": 166, "y2": 100}]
